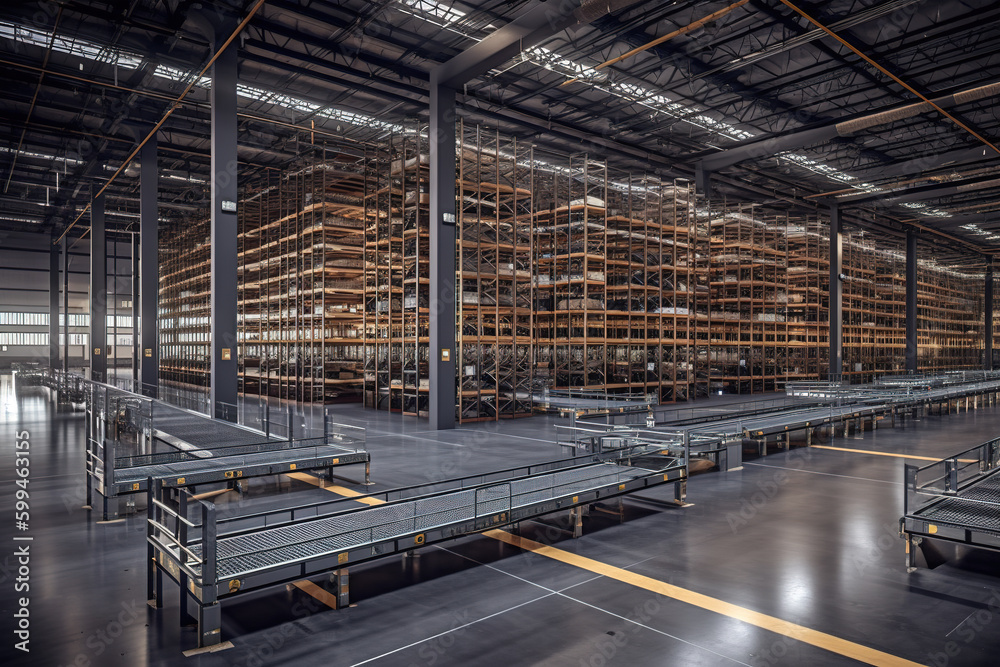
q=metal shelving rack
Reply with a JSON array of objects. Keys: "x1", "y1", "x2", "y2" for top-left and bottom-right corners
[
  {"x1": 706, "y1": 203, "x2": 789, "y2": 393},
  {"x1": 456, "y1": 122, "x2": 535, "y2": 420},
  {"x1": 785, "y1": 216, "x2": 830, "y2": 381},
  {"x1": 158, "y1": 217, "x2": 211, "y2": 389},
  {"x1": 237, "y1": 146, "x2": 369, "y2": 403}
]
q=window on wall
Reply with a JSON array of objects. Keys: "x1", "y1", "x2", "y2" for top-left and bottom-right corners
[
  {"x1": 0, "y1": 312, "x2": 48, "y2": 326},
  {"x1": 0, "y1": 332, "x2": 48, "y2": 345}
]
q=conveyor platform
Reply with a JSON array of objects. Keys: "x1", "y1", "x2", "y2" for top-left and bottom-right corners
[
  {"x1": 84, "y1": 380, "x2": 369, "y2": 521},
  {"x1": 147, "y1": 443, "x2": 688, "y2": 648},
  {"x1": 901, "y1": 437, "x2": 1000, "y2": 570}
]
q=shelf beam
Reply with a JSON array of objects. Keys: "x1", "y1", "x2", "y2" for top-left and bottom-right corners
[{"x1": 210, "y1": 27, "x2": 239, "y2": 422}]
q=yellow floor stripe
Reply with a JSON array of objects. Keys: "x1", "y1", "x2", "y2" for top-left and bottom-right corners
[
  {"x1": 812, "y1": 445, "x2": 975, "y2": 462},
  {"x1": 191, "y1": 488, "x2": 232, "y2": 501},
  {"x1": 291, "y1": 580, "x2": 339, "y2": 609},
  {"x1": 286, "y1": 471, "x2": 384, "y2": 505},
  {"x1": 288, "y1": 471, "x2": 920, "y2": 667},
  {"x1": 485, "y1": 530, "x2": 922, "y2": 667}
]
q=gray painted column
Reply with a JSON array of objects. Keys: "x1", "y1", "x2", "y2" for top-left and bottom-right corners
[
  {"x1": 986, "y1": 262, "x2": 994, "y2": 371},
  {"x1": 131, "y1": 233, "x2": 140, "y2": 388},
  {"x1": 210, "y1": 31, "x2": 239, "y2": 422},
  {"x1": 90, "y1": 193, "x2": 107, "y2": 383},
  {"x1": 905, "y1": 230, "x2": 918, "y2": 373},
  {"x1": 828, "y1": 205, "x2": 843, "y2": 379},
  {"x1": 49, "y1": 238, "x2": 59, "y2": 369},
  {"x1": 140, "y1": 136, "x2": 159, "y2": 398},
  {"x1": 62, "y1": 237, "x2": 68, "y2": 373},
  {"x1": 428, "y1": 82, "x2": 457, "y2": 430},
  {"x1": 695, "y1": 162, "x2": 712, "y2": 200}
]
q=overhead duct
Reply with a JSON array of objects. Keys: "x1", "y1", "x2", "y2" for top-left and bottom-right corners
[
  {"x1": 701, "y1": 79, "x2": 1000, "y2": 171},
  {"x1": 835, "y1": 81, "x2": 1000, "y2": 135}
]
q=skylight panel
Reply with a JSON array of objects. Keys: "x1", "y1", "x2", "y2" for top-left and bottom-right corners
[{"x1": 398, "y1": 0, "x2": 467, "y2": 27}]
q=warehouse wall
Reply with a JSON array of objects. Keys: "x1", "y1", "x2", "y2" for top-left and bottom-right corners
[{"x1": 0, "y1": 231, "x2": 134, "y2": 372}]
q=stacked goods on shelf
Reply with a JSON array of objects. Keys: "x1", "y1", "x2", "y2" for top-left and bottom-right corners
[
  {"x1": 456, "y1": 122, "x2": 534, "y2": 420},
  {"x1": 840, "y1": 232, "x2": 890, "y2": 381},
  {"x1": 363, "y1": 130, "x2": 428, "y2": 417},
  {"x1": 916, "y1": 263, "x2": 984, "y2": 372},
  {"x1": 838, "y1": 234, "x2": 984, "y2": 381},
  {"x1": 158, "y1": 217, "x2": 211, "y2": 388},
  {"x1": 533, "y1": 157, "x2": 702, "y2": 402},
  {"x1": 785, "y1": 217, "x2": 830, "y2": 380},
  {"x1": 237, "y1": 147, "x2": 369, "y2": 403},
  {"x1": 534, "y1": 155, "x2": 609, "y2": 394},
  {"x1": 707, "y1": 204, "x2": 789, "y2": 393}
]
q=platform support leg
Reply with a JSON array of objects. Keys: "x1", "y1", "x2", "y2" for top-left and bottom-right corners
[
  {"x1": 147, "y1": 558, "x2": 162, "y2": 609},
  {"x1": 905, "y1": 534, "x2": 918, "y2": 573},
  {"x1": 102, "y1": 494, "x2": 118, "y2": 522},
  {"x1": 843, "y1": 420, "x2": 850, "y2": 438},
  {"x1": 675, "y1": 480, "x2": 687, "y2": 504},
  {"x1": 784, "y1": 432, "x2": 790, "y2": 451},
  {"x1": 570, "y1": 506, "x2": 583, "y2": 538},
  {"x1": 806, "y1": 428, "x2": 812, "y2": 447},
  {"x1": 198, "y1": 602, "x2": 222, "y2": 648},
  {"x1": 179, "y1": 576, "x2": 196, "y2": 627},
  {"x1": 333, "y1": 568, "x2": 349, "y2": 609},
  {"x1": 365, "y1": 461, "x2": 371, "y2": 485}
]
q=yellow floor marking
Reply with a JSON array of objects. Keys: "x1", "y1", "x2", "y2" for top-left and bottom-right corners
[
  {"x1": 182, "y1": 641, "x2": 234, "y2": 657},
  {"x1": 191, "y1": 488, "x2": 232, "y2": 501},
  {"x1": 287, "y1": 470, "x2": 920, "y2": 666},
  {"x1": 291, "y1": 580, "x2": 339, "y2": 609},
  {"x1": 286, "y1": 471, "x2": 384, "y2": 505},
  {"x1": 812, "y1": 445, "x2": 975, "y2": 463},
  {"x1": 485, "y1": 530, "x2": 922, "y2": 667}
]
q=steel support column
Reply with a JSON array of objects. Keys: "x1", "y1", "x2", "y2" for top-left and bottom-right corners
[
  {"x1": 49, "y1": 238, "x2": 59, "y2": 369},
  {"x1": 428, "y1": 82, "x2": 457, "y2": 430},
  {"x1": 131, "y1": 233, "x2": 139, "y2": 388},
  {"x1": 90, "y1": 193, "x2": 107, "y2": 383},
  {"x1": 695, "y1": 162, "x2": 712, "y2": 200},
  {"x1": 62, "y1": 237, "x2": 68, "y2": 373},
  {"x1": 829, "y1": 205, "x2": 843, "y2": 378},
  {"x1": 986, "y1": 262, "x2": 994, "y2": 370},
  {"x1": 210, "y1": 31, "x2": 238, "y2": 422},
  {"x1": 905, "y1": 230, "x2": 918, "y2": 373},
  {"x1": 140, "y1": 136, "x2": 159, "y2": 398}
]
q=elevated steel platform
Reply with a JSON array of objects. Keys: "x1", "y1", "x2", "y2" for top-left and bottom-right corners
[
  {"x1": 84, "y1": 379, "x2": 370, "y2": 521},
  {"x1": 901, "y1": 437, "x2": 1000, "y2": 571},
  {"x1": 147, "y1": 442, "x2": 688, "y2": 648}
]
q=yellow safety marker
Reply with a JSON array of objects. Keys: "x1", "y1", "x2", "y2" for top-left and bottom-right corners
[
  {"x1": 485, "y1": 530, "x2": 923, "y2": 667},
  {"x1": 287, "y1": 471, "x2": 921, "y2": 667},
  {"x1": 812, "y1": 445, "x2": 976, "y2": 463},
  {"x1": 286, "y1": 472, "x2": 384, "y2": 506},
  {"x1": 182, "y1": 641, "x2": 234, "y2": 657},
  {"x1": 291, "y1": 580, "x2": 339, "y2": 609}
]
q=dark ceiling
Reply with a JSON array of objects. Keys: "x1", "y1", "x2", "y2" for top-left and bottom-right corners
[{"x1": 1, "y1": 0, "x2": 998, "y2": 265}]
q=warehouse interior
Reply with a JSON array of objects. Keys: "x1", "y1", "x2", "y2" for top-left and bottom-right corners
[{"x1": 3, "y1": 0, "x2": 1000, "y2": 665}]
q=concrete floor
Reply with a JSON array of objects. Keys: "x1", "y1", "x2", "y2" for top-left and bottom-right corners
[{"x1": 3, "y1": 374, "x2": 1000, "y2": 666}]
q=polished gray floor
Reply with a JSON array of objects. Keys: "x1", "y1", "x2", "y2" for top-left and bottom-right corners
[{"x1": 3, "y1": 374, "x2": 1000, "y2": 666}]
